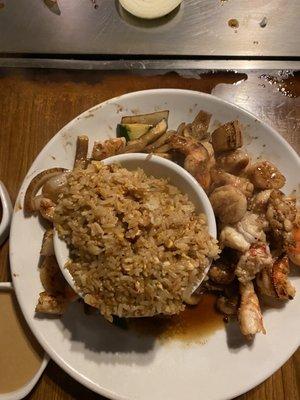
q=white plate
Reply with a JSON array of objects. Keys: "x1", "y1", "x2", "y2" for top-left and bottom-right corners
[{"x1": 10, "y1": 89, "x2": 300, "y2": 400}]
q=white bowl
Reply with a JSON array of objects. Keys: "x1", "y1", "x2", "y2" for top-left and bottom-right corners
[{"x1": 54, "y1": 152, "x2": 217, "y2": 297}]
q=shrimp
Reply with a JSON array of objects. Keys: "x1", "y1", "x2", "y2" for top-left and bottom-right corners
[
  {"x1": 266, "y1": 190, "x2": 296, "y2": 249},
  {"x1": 35, "y1": 292, "x2": 69, "y2": 315},
  {"x1": 170, "y1": 135, "x2": 212, "y2": 192},
  {"x1": 39, "y1": 197, "x2": 56, "y2": 222},
  {"x1": 219, "y1": 226, "x2": 250, "y2": 252},
  {"x1": 238, "y1": 281, "x2": 266, "y2": 339},
  {"x1": 247, "y1": 161, "x2": 286, "y2": 190},
  {"x1": 257, "y1": 255, "x2": 295, "y2": 299},
  {"x1": 211, "y1": 169, "x2": 254, "y2": 198},
  {"x1": 236, "y1": 243, "x2": 273, "y2": 284},
  {"x1": 209, "y1": 185, "x2": 247, "y2": 224},
  {"x1": 42, "y1": 172, "x2": 68, "y2": 202},
  {"x1": 92, "y1": 137, "x2": 126, "y2": 161}
]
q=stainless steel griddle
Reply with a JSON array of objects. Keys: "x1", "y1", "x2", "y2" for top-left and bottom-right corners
[{"x1": 0, "y1": 0, "x2": 299, "y2": 57}]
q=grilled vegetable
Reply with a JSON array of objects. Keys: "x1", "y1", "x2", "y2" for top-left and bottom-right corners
[
  {"x1": 121, "y1": 110, "x2": 169, "y2": 125},
  {"x1": 117, "y1": 124, "x2": 152, "y2": 142},
  {"x1": 212, "y1": 120, "x2": 242, "y2": 153}
]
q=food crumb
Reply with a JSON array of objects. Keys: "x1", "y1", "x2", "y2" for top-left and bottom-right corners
[
  {"x1": 253, "y1": 41, "x2": 259, "y2": 45},
  {"x1": 228, "y1": 19, "x2": 239, "y2": 29},
  {"x1": 13, "y1": 273, "x2": 19, "y2": 277},
  {"x1": 259, "y1": 17, "x2": 267, "y2": 28},
  {"x1": 51, "y1": 155, "x2": 56, "y2": 160}
]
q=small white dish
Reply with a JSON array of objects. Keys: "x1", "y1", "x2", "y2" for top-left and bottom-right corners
[{"x1": 54, "y1": 152, "x2": 217, "y2": 297}]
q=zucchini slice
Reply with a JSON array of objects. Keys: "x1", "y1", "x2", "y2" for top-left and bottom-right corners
[
  {"x1": 121, "y1": 110, "x2": 169, "y2": 125},
  {"x1": 117, "y1": 124, "x2": 152, "y2": 141}
]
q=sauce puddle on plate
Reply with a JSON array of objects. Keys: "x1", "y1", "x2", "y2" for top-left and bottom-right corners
[
  {"x1": 0, "y1": 292, "x2": 44, "y2": 394},
  {"x1": 116, "y1": 294, "x2": 224, "y2": 343}
]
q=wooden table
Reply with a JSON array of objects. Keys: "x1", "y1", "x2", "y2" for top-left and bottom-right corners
[{"x1": 0, "y1": 68, "x2": 299, "y2": 400}]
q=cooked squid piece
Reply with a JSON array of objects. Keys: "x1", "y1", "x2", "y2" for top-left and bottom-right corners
[
  {"x1": 24, "y1": 167, "x2": 66, "y2": 213},
  {"x1": 257, "y1": 255, "x2": 296, "y2": 299},
  {"x1": 209, "y1": 185, "x2": 247, "y2": 224},
  {"x1": 39, "y1": 198, "x2": 56, "y2": 222},
  {"x1": 170, "y1": 135, "x2": 212, "y2": 192},
  {"x1": 74, "y1": 135, "x2": 89, "y2": 169},
  {"x1": 248, "y1": 189, "x2": 272, "y2": 214},
  {"x1": 216, "y1": 149, "x2": 249, "y2": 174},
  {"x1": 92, "y1": 137, "x2": 126, "y2": 161},
  {"x1": 211, "y1": 120, "x2": 242, "y2": 153},
  {"x1": 247, "y1": 161, "x2": 286, "y2": 190},
  {"x1": 238, "y1": 281, "x2": 266, "y2": 339}
]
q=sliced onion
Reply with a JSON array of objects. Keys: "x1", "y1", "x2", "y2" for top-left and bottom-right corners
[{"x1": 119, "y1": 0, "x2": 182, "y2": 19}]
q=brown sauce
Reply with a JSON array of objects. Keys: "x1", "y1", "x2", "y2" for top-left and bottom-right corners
[
  {"x1": 0, "y1": 292, "x2": 44, "y2": 394},
  {"x1": 127, "y1": 294, "x2": 224, "y2": 343}
]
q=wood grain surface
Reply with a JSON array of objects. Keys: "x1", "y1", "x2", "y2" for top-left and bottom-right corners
[{"x1": 0, "y1": 68, "x2": 299, "y2": 400}]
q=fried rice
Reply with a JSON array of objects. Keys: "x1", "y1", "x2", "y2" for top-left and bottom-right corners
[{"x1": 54, "y1": 161, "x2": 218, "y2": 321}]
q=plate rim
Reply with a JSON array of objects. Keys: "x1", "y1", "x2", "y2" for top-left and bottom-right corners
[{"x1": 9, "y1": 88, "x2": 300, "y2": 400}]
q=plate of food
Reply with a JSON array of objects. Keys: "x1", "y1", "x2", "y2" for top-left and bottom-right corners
[{"x1": 10, "y1": 89, "x2": 300, "y2": 400}]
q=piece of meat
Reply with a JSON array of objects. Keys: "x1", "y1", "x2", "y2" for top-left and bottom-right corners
[{"x1": 236, "y1": 243, "x2": 273, "y2": 284}]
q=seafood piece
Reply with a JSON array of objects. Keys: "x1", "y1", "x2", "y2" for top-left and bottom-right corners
[
  {"x1": 42, "y1": 172, "x2": 68, "y2": 202},
  {"x1": 257, "y1": 255, "x2": 296, "y2": 299},
  {"x1": 266, "y1": 190, "x2": 296, "y2": 249},
  {"x1": 40, "y1": 229, "x2": 54, "y2": 256},
  {"x1": 170, "y1": 135, "x2": 211, "y2": 192},
  {"x1": 288, "y1": 225, "x2": 300, "y2": 266},
  {"x1": 211, "y1": 169, "x2": 254, "y2": 198},
  {"x1": 74, "y1": 135, "x2": 89, "y2": 169},
  {"x1": 211, "y1": 120, "x2": 242, "y2": 153},
  {"x1": 125, "y1": 119, "x2": 168, "y2": 153},
  {"x1": 209, "y1": 185, "x2": 247, "y2": 224},
  {"x1": 208, "y1": 260, "x2": 235, "y2": 285},
  {"x1": 249, "y1": 190, "x2": 272, "y2": 214},
  {"x1": 216, "y1": 149, "x2": 249, "y2": 174},
  {"x1": 35, "y1": 292, "x2": 69, "y2": 315},
  {"x1": 238, "y1": 281, "x2": 266, "y2": 339},
  {"x1": 176, "y1": 122, "x2": 185, "y2": 135},
  {"x1": 216, "y1": 295, "x2": 238, "y2": 316},
  {"x1": 24, "y1": 168, "x2": 66, "y2": 213},
  {"x1": 39, "y1": 198, "x2": 56, "y2": 222},
  {"x1": 219, "y1": 226, "x2": 250, "y2": 252},
  {"x1": 92, "y1": 137, "x2": 126, "y2": 161},
  {"x1": 201, "y1": 141, "x2": 215, "y2": 168},
  {"x1": 236, "y1": 243, "x2": 273, "y2": 283},
  {"x1": 39, "y1": 256, "x2": 67, "y2": 295},
  {"x1": 248, "y1": 161, "x2": 285, "y2": 190},
  {"x1": 236, "y1": 212, "x2": 267, "y2": 244}
]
